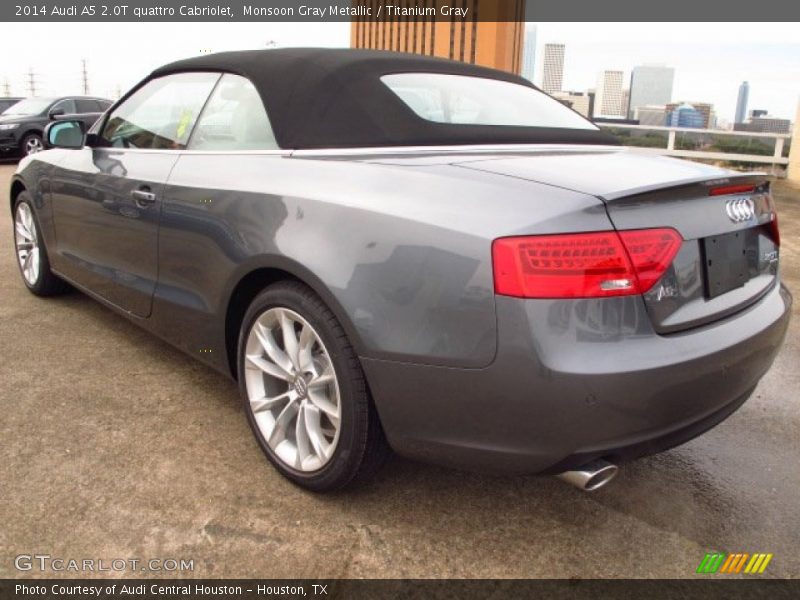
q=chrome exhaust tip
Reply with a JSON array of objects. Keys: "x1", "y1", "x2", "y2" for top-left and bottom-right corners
[{"x1": 556, "y1": 459, "x2": 618, "y2": 491}]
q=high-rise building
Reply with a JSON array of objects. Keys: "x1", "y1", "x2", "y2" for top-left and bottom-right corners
[
  {"x1": 541, "y1": 43, "x2": 565, "y2": 94},
  {"x1": 552, "y1": 91, "x2": 591, "y2": 118},
  {"x1": 735, "y1": 81, "x2": 750, "y2": 124},
  {"x1": 627, "y1": 64, "x2": 674, "y2": 118},
  {"x1": 633, "y1": 105, "x2": 668, "y2": 127},
  {"x1": 665, "y1": 101, "x2": 715, "y2": 129},
  {"x1": 734, "y1": 116, "x2": 791, "y2": 134},
  {"x1": 666, "y1": 103, "x2": 705, "y2": 128},
  {"x1": 350, "y1": 1, "x2": 526, "y2": 75},
  {"x1": 594, "y1": 70, "x2": 625, "y2": 118},
  {"x1": 521, "y1": 25, "x2": 537, "y2": 83}
]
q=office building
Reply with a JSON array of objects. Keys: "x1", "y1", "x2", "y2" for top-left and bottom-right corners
[
  {"x1": 735, "y1": 81, "x2": 750, "y2": 123},
  {"x1": 634, "y1": 105, "x2": 668, "y2": 127},
  {"x1": 541, "y1": 43, "x2": 565, "y2": 94},
  {"x1": 665, "y1": 101, "x2": 715, "y2": 129},
  {"x1": 666, "y1": 103, "x2": 705, "y2": 128},
  {"x1": 734, "y1": 116, "x2": 792, "y2": 134},
  {"x1": 350, "y1": 1, "x2": 526, "y2": 74},
  {"x1": 521, "y1": 25, "x2": 537, "y2": 83},
  {"x1": 594, "y1": 70, "x2": 625, "y2": 118},
  {"x1": 552, "y1": 91, "x2": 591, "y2": 118},
  {"x1": 627, "y1": 64, "x2": 674, "y2": 118}
]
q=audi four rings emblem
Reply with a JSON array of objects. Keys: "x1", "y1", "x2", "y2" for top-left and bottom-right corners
[{"x1": 725, "y1": 197, "x2": 756, "y2": 223}]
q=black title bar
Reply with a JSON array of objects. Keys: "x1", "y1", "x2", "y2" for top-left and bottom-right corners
[
  {"x1": 2, "y1": 579, "x2": 800, "y2": 600},
  {"x1": 3, "y1": 0, "x2": 800, "y2": 22}
]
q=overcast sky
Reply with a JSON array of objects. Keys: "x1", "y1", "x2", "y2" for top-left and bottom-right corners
[
  {"x1": 2, "y1": 22, "x2": 798, "y2": 122},
  {"x1": 534, "y1": 23, "x2": 800, "y2": 123}
]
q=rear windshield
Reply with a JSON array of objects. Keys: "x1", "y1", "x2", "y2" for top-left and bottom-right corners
[{"x1": 381, "y1": 73, "x2": 596, "y2": 130}]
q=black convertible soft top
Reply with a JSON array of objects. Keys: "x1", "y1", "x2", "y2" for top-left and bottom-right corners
[{"x1": 150, "y1": 48, "x2": 617, "y2": 150}]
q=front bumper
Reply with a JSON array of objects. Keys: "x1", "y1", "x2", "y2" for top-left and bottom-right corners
[
  {"x1": 0, "y1": 131, "x2": 21, "y2": 154},
  {"x1": 362, "y1": 282, "x2": 792, "y2": 474}
]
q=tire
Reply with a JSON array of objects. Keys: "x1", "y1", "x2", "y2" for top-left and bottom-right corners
[
  {"x1": 20, "y1": 133, "x2": 45, "y2": 156},
  {"x1": 13, "y1": 192, "x2": 70, "y2": 296},
  {"x1": 237, "y1": 280, "x2": 389, "y2": 492}
]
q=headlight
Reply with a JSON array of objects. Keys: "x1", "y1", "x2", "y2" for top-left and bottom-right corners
[{"x1": 0, "y1": 124, "x2": 19, "y2": 130}]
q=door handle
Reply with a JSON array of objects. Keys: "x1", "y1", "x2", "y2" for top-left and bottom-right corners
[{"x1": 131, "y1": 188, "x2": 157, "y2": 208}]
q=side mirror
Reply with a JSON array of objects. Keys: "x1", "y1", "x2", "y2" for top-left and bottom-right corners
[
  {"x1": 48, "y1": 107, "x2": 66, "y2": 120},
  {"x1": 44, "y1": 119, "x2": 85, "y2": 149}
]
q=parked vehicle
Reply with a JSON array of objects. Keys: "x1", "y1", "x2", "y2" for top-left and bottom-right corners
[
  {"x1": 0, "y1": 97, "x2": 25, "y2": 114},
  {"x1": 0, "y1": 96, "x2": 112, "y2": 157},
  {"x1": 9, "y1": 49, "x2": 790, "y2": 492}
]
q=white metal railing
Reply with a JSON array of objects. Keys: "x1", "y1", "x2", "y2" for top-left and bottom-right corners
[{"x1": 597, "y1": 123, "x2": 791, "y2": 169}]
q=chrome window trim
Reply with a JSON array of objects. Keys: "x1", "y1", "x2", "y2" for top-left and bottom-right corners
[
  {"x1": 290, "y1": 144, "x2": 622, "y2": 157},
  {"x1": 84, "y1": 143, "x2": 620, "y2": 158}
]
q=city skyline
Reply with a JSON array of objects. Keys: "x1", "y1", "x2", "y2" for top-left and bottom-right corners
[{"x1": 533, "y1": 23, "x2": 798, "y2": 123}]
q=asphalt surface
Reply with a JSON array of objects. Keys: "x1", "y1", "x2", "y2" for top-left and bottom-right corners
[{"x1": 1, "y1": 162, "x2": 798, "y2": 579}]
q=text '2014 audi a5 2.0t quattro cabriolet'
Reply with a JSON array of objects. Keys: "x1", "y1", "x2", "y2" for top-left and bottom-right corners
[{"x1": 9, "y1": 49, "x2": 791, "y2": 492}]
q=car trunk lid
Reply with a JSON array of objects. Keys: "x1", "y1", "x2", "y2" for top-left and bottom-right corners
[{"x1": 454, "y1": 149, "x2": 780, "y2": 333}]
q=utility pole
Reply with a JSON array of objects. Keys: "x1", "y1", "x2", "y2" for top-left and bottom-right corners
[
  {"x1": 81, "y1": 59, "x2": 89, "y2": 95},
  {"x1": 2, "y1": 78, "x2": 10, "y2": 97},
  {"x1": 26, "y1": 68, "x2": 37, "y2": 96}
]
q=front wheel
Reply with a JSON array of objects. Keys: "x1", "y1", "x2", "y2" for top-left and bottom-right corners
[
  {"x1": 13, "y1": 193, "x2": 70, "y2": 296},
  {"x1": 21, "y1": 133, "x2": 44, "y2": 156},
  {"x1": 237, "y1": 281, "x2": 389, "y2": 492}
]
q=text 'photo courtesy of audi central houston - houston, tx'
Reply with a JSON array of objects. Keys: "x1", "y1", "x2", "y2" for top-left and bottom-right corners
[{"x1": 10, "y1": 49, "x2": 790, "y2": 492}]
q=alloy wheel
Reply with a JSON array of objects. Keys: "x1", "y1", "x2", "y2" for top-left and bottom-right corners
[
  {"x1": 15, "y1": 202, "x2": 40, "y2": 285},
  {"x1": 25, "y1": 137, "x2": 44, "y2": 155},
  {"x1": 244, "y1": 307, "x2": 342, "y2": 472}
]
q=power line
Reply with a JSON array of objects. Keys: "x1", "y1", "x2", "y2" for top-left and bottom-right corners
[
  {"x1": 81, "y1": 59, "x2": 89, "y2": 95},
  {"x1": 26, "y1": 67, "x2": 39, "y2": 96}
]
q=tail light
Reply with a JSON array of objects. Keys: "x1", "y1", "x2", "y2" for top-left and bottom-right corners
[
  {"x1": 768, "y1": 212, "x2": 780, "y2": 247},
  {"x1": 492, "y1": 228, "x2": 682, "y2": 299}
]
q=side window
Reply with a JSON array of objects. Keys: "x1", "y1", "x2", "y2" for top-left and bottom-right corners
[
  {"x1": 75, "y1": 98, "x2": 98, "y2": 113},
  {"x1": 101, "y1": 72, "x2": 220, "y2": 150},
  {"x1": 51, "y1": 99, "x2": 76, "y2": 115},
  {"x1": 189, "y1": 74, "x2": 279, "y2": 151}
]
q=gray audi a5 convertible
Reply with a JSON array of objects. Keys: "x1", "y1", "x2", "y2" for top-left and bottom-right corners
[{"x1": 10, "y1": 49, "x2": 790, "y2": 491}]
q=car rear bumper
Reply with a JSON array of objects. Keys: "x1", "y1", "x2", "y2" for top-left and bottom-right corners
[{"x1": 362, "y1": 281, "x2": 792, "y2": 474}]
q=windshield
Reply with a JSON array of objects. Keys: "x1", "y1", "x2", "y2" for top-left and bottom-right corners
[
  {"x1": 2, "y1": 98, "x2": 55, "y2": 116},
  {"x1": 381, "y1": 73, "x2": 597, "y2": 130}
]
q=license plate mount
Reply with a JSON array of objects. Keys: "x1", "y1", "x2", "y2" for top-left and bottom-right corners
[{"x1": 702, "y1": 231, "x2": 750, "y2": 299}]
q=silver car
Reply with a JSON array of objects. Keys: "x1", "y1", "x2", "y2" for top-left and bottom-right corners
[{"x1": 10, "y1": 49, "x2": 790, "y2": 492}]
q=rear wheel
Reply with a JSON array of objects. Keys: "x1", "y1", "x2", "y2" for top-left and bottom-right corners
[
  {"x1": 238, "y1": 281, "x2": 388, "y2": 491},
  {"x1": 13, "y1": 193, "x2": 70, "y2": 296}
]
